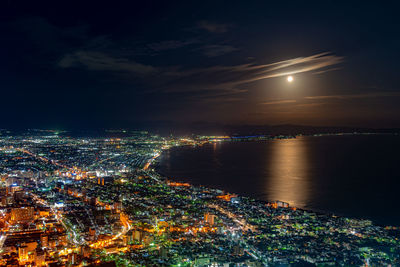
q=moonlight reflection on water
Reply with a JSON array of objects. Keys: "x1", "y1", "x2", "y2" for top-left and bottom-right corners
[{"x1": 266, "y1": 138, "x2": 310, "y2": 207}]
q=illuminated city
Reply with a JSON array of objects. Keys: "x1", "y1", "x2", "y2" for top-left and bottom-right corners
[
  {"x1": 2, "y1": 1, "x2": 400, "y2": 266},
  {"x1": 0, "y1": 130, "x2": 399, "y2": 266}
]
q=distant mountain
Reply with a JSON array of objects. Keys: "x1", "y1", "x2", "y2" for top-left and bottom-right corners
[
  {"x1": 2, "y1": 123, "x2": 399, "y2": 137},
  {"x1": 131, "y1": 122, "x2": 400, "y2": 136},
  {"x1": 222, "y1": 124, "x2": 400, "y2": 136}
]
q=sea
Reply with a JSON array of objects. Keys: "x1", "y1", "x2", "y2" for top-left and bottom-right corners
[{"x1": 157, "y1": 134, "x2": 400, "y2": 226}]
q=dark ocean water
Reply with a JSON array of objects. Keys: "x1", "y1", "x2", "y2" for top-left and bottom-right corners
[{"x1": 157, "y1": 135, "x2": 400, "y2": 226}]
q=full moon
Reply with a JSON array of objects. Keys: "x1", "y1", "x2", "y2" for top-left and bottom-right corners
[{"x1": 287, "y1": 76, "x2": 294, "y2": 82}]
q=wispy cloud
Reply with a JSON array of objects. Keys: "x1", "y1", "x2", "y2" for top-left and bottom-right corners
[
  {"x1": 200, "y1": 44, "x2": 238, "y2": 57},
  {"x1": 242, "y1": 52, "x2": 343, "y2": 80},
  {"x1": 58, "y1": 51, "x2": 157, "y2": 75},
  {"x1": 160, "y1": 52, "x2": 343, "y2": 92},
  {"x1": 258, "y1": 92, "x2": 400, "y2": 108},
  {"x1": 58, "y1": 51, "x2": 343, "y2": 99},
  {"x1": 312, "y1": 67, "x2": 341, "y2": 75},
  {"x1": 148, "y1": 39, "x2": 197, "y2": 52},
  {"x1": 304, "y1": 92, "x2": 400, "y2": 100},
  {"x1": 262, "y1": 99, "x2": 297, "y2": 105},
  {"x1": 294, "y1": 103, "x2": 326, "y2": 108},
  {"x1": 197, "y1": 21, "x2": 229, "y2": 33}
]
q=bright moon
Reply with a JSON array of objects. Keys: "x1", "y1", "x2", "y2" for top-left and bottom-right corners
[{"x1": 287, "y1": 76, "x2": 294, "y2": 83}]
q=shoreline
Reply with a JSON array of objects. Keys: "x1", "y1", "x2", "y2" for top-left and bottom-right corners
[{"x1": 149, "y1": 139, "x2": 399, "y2": 228}]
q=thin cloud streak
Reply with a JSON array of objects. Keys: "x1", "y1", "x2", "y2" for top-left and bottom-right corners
[
  {"x1": 245, "y1": 52, "x2": 343, "y2": 81},
  {"x1": 58, "y1": 51, "x2": 157, "y2": 75},
  {"x1": 304, "y1": 92, "x2": 400, "y2": 100},
  {"x1": 312, "y1": 67, "x2": 341, "y2": 75},
  {"x1": 197, "y1": 21, "x2": 229, "y2": 33},
  {"x1": 258, "y1": 92, "x2": 400, "y2": 107},
  {"x1": 58, "y1": 51, "x2": 343, "y2": 97},
  {"x1": 160, "y1": 52, "x2": 343, "y2": 92},
  {"x1": 148, "y1": 39, "x2": 197, "y2": 52},
  {"x1": 201, "y1": 44, "x2": 238, "y2": 57},
  {"x1": 262, "y1": 99, "x2": 297, "y2": 105}
]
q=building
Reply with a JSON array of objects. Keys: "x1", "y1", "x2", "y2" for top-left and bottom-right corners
[
  {"x1": 81, "y1": 245, "x2": 91, "y2": 258},
  {"x1": 113, "y1": 201, "x2": 122, "y2": 211},
  {"x1": 98, "y1": 178, "x2": 105, "y2": 186},
  {"x1": 10, "y1": 207, "x2": 34, "y2": 223},
  {"x1": 40, "y1": 234, "x2": 48, "y2": 248},
  {"x1": 133, "y1": 230, "x2": 142, "y2": 242},
  {"x1": 233, "y1": 245, "x2": 244, "y2": 256},
  {"x1": 89, "y1": 227, "x2": 96, "y2": 240},
  {"x1": 34, "y1": 248, "x2": 46, "y2": 266},
  {"x1": 204, "y1": 213, "x2": 216, "y2": 225},
  {"x1": 18, "y1": 242, "x2": 37, "y2": 264},
  {"x1": 89, "y1": 197, "x2": 97, "y2": 206}
]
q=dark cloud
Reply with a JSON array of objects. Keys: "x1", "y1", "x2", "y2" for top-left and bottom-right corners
[
  {"x1": 201, "y1": 45, "x2": 238, "y2": 57},
  {"x1": 197, "y1": 21, "x2": 230, "y2": 33},
  {"x1": 58, "y1": 51, "x2": 157, "y2": 75},
  {"x1": 9, "y1": 17, "x2": 90, "y2": 52},
  {"x1": 148, "y1": 39, "x2": 198, "y2": 52},
  {"x1": 2, "y1": 1, "x2": 400, "y2": 128}
]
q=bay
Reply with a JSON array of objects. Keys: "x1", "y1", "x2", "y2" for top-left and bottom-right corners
[{"x1": 157, "y1": 135, "x2": 400, "y2": 226}]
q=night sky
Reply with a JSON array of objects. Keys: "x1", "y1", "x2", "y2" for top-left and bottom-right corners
[{"x1": 1, "y1": 1, "x2": 400, "y2": 130}]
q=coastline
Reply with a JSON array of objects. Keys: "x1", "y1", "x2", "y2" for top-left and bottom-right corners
[{"x1": 150, "y1": 137, "x2": 400, "y2": 227}]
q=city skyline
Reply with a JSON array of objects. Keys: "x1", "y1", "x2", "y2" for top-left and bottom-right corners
[{"x1": 1, "y1": 131, "x2": 399, "y2": 265}]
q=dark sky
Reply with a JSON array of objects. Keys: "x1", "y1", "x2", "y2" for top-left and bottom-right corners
[{"x1": 1, "y1": 1, "x2": 400, "y2": 129}]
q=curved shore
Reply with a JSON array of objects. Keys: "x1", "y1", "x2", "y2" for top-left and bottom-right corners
[{"x1": 153, "y1": 136, "x2": 400, "y2": 227}]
